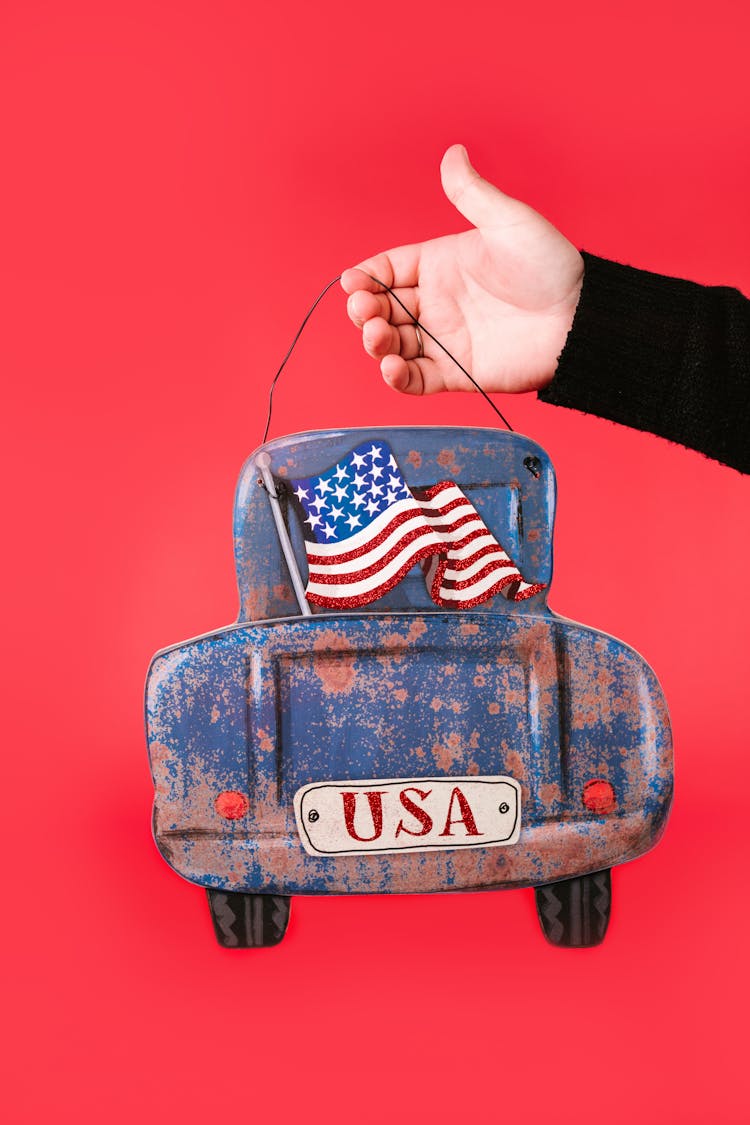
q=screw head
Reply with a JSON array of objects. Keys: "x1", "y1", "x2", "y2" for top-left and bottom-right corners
[
  {"x1": 498, "y1": 801, "x2": 510, "y2": 814},
  {"x1": 308, "y1": 809, "x2": 320, "y2": 823}
]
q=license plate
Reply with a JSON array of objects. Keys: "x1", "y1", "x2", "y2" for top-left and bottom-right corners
[{"x1": 294, "y1": 776, "x2": 521, "y2": 857}]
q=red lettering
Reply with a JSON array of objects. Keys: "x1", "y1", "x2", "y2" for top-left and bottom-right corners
[
  {"x1": 395, "y1": 787, "x2": 433, "y2": 837},
  {"x1": 342, "y1": 790, "x2": 386, "y2": 842},
  {"x1": 439, "y1": 786, "x2": 482, "y2": 837}
]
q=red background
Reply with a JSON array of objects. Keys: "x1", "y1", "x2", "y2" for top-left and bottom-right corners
[{"x1": 3, "y1": 2, "x2": 749, "y2": 1121}]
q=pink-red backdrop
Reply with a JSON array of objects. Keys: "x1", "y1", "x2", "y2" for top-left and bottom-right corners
[{"x1": 3, "y1": 2, "x2": 748, "y2": 1121}]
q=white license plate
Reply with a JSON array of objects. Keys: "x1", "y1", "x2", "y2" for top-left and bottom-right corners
[{"x1": 294, "y1": 776, "x2": 521, "y2": 857}]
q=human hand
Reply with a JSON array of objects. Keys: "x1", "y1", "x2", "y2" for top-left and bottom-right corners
[{"x1": 341, "y1": 144, "x2": 584, "y2": 397}]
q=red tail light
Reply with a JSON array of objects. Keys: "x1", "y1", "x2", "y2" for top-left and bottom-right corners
[
  {"x1": 215, "y1": 790, "x2": 249, "y2": 819},
  {"x1": 582, "y1": 779, "x2": 616, "y2": 814}
]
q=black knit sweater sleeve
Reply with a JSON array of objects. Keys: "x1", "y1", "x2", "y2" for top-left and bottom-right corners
[{"x1": 538, "y1": 251, "x2": 750, "y2": 474}]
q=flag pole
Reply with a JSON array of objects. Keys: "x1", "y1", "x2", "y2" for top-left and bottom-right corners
[{"x1": 255, "y1": 452, "x2": 312, "y2": 617}]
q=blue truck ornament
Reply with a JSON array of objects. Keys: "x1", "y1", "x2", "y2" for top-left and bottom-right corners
[{"x1": 145, "y1": 426, "x2": 673, "y2": 948}]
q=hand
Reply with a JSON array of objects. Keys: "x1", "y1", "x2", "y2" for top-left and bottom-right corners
[{"x1": 341, "y1": 144, "x2": 584, "y2": 397}]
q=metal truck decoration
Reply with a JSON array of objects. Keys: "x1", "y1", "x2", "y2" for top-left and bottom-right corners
[{"x1": 145, "y1": 426, "x2": 673, "y2": 949}]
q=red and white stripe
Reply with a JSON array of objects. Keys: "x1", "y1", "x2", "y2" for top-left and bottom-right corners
[
  {"x1": 416, "y1": 483, "x2": 546, "y2": 607},
  {"x1": 303, "y1": 481, "x2": 544, "y2": 610}
]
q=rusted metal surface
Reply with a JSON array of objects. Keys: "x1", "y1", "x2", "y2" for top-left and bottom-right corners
[{"x1": 146, "y1": 427, "x2": 672, "y2": 901}]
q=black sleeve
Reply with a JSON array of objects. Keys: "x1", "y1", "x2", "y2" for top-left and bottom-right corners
[{"x1": 538, "y1": 251, "x2": 750, "y2": 474}]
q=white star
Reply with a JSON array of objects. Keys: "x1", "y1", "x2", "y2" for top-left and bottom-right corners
[
  {"x1": 353, "y1": 472, "x2": 367, "y2": 489},
  {"x1": 388, "y1": 454, "x2": 398, "y2": 469},
  {"x1": 333, "y1": 483, "x2": 349, "y2": 502},
  {"x1": 387, "y1": 474, "x2": 403, "y2": 489},
  {"x1": 385, "y1": 488, "x2": 400, "y2": 504},
  {"x1": 329, "y1": 504, "x2": 344, "y2": 520},
  {"x1": 321, "y1": 522, "x2": 337, "y2": 540},
  {"x1": 294, "y1": 485, "x2": 309, "y2": 502},
  {"x1": 371, "y1": 462, "x2": 385, "y2": 480},
  {"x1": 305, "y1": 512, "x2": 322, "y2": 530},
  {"x1": 311, "y1": 495, "x2": 328, "y2": 512},
  {"x1": 345, "y1": 513, "x2": 362, "y2": 531},
  {"x1": 365, "y1": 497, "x2": 381, "y2": 517},
  {"x1": 368, "y1": 444, "x2": 383, "y2": 461},
  {"x1": 351, "y1": 491, "x2": 366, "y2": 510},
  {"x1": 315, "y1": 477, "x2": 333, "y2": 495},
  {"x1": 369, "y1": 481, "x2": 384, "y2": 497},
  {"x1": 334, "y1": 463, "x2": 349, "y2": 481},
  {"x1": 351, "y1": 451, "x2": 367, "y2": 469}
]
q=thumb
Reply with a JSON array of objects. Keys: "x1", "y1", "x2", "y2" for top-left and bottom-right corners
[{"x1": 440, "y1": 143, "x2": 521, "y2": 230}]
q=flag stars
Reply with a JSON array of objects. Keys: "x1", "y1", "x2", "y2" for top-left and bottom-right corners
[{"x1": 292, "y1": 443, "x2": 417, "y2": 549}]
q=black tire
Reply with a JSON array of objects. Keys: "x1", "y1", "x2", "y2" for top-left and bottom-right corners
[
  {"x1": 206, "y1": 890, "x2": 291, "y2": 948},
  {"x1": 535, "y1": 869, "x2": 611, "y2": 948}
]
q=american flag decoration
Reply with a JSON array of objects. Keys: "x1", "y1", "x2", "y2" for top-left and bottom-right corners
[{"x1": 289, "y1": 440, "x2": 545, "y2": 610}]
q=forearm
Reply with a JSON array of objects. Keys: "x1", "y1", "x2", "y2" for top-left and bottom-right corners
[{"x1": 539, "y1": 251, "x2": 750, "y2": 474}]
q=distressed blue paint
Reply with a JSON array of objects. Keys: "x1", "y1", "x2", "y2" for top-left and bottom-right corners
[{"x1": 146, "y1": 427, "x2": 672, "y2": 896}]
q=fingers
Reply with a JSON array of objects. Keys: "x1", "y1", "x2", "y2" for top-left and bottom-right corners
[
  {"x1": 362, "y1": 317, "x2": 424, "y2": 362},
  {"x1": 346, "y1": 287, "x2": 420, "y2": 329},
  {"x1": 340, "y1": 243, "x2": 422, "y2": 295},
  {"x1": 340, "y1": 264, "x2": 389, "y2": 294},
  {"x1": 380, "y1": 353, "x2": 451, "y2": 397},
  {"x1": 380, "y1": 354, "x2": 426, "y2": 395},
  {"x1": 341, "y1": 234, "x2": 433, "y2": 397},
  {"x1": 343, "y1": 290, "x2": 440, "y2": 398},
  {"x1": 363, "y1": 325, "x2": 446, "y2": 398},
  {"x1": 346, "y1": 289, "x2": 389, "y2": 326},
  {"x1": 362, "y1": 316, "x2": 399, "y2": 360}
]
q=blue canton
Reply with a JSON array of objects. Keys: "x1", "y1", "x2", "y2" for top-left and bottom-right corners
[{"x1": 290, "y1": 441, "x2": 413, "y2": 544}]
